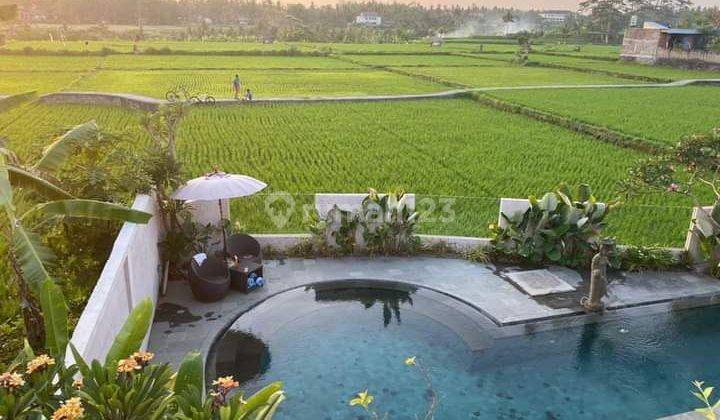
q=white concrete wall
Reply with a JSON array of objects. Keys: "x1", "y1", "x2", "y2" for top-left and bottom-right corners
[
  {"x1": 685, "y1": 206, "x2": 714, "y2": 263},
  {"x1": 66, "y1": 194, "x2": 164, "y2": 365},
  {"x1": 498, "y1": 198, "x2": 530, "y2": 228},
  {"x1": 314, "y1": 193, "x2": 416, "y2": 218},
  {"x1": 187, "y1": 199, "x2": 229, "y2": 250},
  {"x1": 252, "y1": 233, "x2": 491, "y2": 254}
]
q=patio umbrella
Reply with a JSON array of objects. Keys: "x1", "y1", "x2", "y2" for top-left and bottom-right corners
[{"x1": 172, "y1": 169, "x2": 267, "y2": 254}]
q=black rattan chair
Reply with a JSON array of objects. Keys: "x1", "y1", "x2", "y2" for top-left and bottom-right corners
[
  {"x1": 227, "y1": 234, "x2": 263, "y2": 266},
  {"x1": 189, "y1": 255, "x2": 230, "y2": 302}
]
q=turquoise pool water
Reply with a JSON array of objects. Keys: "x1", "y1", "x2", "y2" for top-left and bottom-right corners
[{"x1": 208, "y1": 281, "x2": 720, "y2": 419}]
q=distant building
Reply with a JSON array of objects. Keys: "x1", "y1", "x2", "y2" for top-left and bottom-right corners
[
  {"x1": 629, "y1": 15, "x2": 639, "y2": 28},
  {"x1": 621, "y1": 22, "x2": 719, "y2": 67},
  {"x1": 355, "y1": 12, "x2": 382, "y2": 27},
  {"x1": 538, "y1": 10, "x2": 572, "y2": 26}
]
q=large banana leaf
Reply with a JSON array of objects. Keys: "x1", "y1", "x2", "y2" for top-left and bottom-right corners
[
  {"x1": 237, "y1": 382, "x2": 285, "y2": 419},
  {"x1": 24, "y1": 199, "x2": 152, "y2": 224},
  {"x1": 11, "y1": 223, "x2": 55, "y2": 291},
  {"x1": 105, "y1": 298, "x2": 154, "y2": 365},
  {"x1": 33, "y1": 121, "x2": 98, "y2": 173},
  {"x1": 0, "y1": 152, "x2": 12, "y2": 207},
  {"x1": 8, "y1": 166, "x2": 73, "y2": 200},
  {"x1": 38, "y1": 278, "x2": 69, "y2": 357},
  {"x1": 175, "y1": 351, "x2": 205, "y2": 397}
]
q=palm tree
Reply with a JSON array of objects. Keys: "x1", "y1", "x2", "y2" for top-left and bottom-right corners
[
  {"x1": 502, "y1": 11, "x2": 515, "y2": 36},
  {"x1": 0, "y1": 121, "x2": 152, "y2": 348}
]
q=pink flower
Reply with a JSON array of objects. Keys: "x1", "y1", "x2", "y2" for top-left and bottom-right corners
[{"x1": 667, "y1": 183, "x2": 679, "y2": 192}]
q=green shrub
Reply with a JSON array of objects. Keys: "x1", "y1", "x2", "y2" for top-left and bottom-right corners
[
  {"x1": 491, "y1": 184, "x2": 617, "y2": 267},
  {"x1": 0, "y1": 299, "x2": 285, "y2": 420},
  {"x1": 360, "y1": 189, "x2": 420, "y2": 256},
  {"x1": 307, "y1": 189, "x2": 420, "y2": 256},
  {"x1": 619, "y1": 245, "x2": 678, "y2": 272}
]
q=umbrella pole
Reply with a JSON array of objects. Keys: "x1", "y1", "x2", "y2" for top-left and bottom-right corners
[{"x1": 219, "y1": 199, "x2": 228, "y2": 256}]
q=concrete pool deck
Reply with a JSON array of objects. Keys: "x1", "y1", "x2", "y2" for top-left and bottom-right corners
[{"x1": 149, "y1": 256, "x2": 720, "y2": 370}]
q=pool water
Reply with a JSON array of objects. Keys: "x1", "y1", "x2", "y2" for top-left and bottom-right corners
[{"x1": 207, "y1": 281, "x2": 720, "y2": 419}]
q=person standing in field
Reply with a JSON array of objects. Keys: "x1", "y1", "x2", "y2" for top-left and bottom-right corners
[{"x1": 232, "y1": 74, "x2": 242, "y2": 99}]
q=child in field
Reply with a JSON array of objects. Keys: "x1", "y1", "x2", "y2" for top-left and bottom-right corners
[
  {"x1": 232, "y1": 74, "x2": 241, "y2": 99},
  {"x1": 244, "y1": 89, "x2": 253, "y2": 101}
]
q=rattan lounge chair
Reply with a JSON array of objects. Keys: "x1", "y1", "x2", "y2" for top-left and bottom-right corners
[{"x1": 189, "y1": 255, "x2": 230, "y2": 302}]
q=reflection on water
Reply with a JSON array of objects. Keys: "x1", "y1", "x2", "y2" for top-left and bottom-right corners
[
  {"x1": 311, "y1": 283, "x2": 417, "y2": 327},
  {"x1": 208, "y1": 282, "x2": 720, "y2": 419},
  {"x1": 212, "y1": 331, "x2": 271, "y2": 383}
]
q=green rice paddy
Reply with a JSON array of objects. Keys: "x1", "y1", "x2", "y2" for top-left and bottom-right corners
[
  {"x1": 489, "y1": 86, "x2": 720, "y2": 145},
  {"x1": 1, "y1": 40, "x2": 718, "y2": 247}
]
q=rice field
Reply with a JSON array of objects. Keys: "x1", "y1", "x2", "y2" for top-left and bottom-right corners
[
  {"x1": 489, "y1": 86, "x2": 720, "y2": 145},
  {"x1": 394, "y1": 65, "x2": 644, "y2": 88},
  {"x1": 535, "y1": 44, "x2": 621, "y2": 59},
  {"x1": 299, "y1": 42, "x2": 480, "y2": 54},
  {"x1": 0, "y1": 102, "x2": 145, "y2": 160},
  {"x1": 102, "y1": 55, "x2": 359, "y2": 70},
  {"x1": 340, "y1": 54, "x2": 497, "y2": 67},
  {"x1": 2, "y1": 40, "x2": 718, "y2": 248},
  {"x1": 1, "y1": 40, "x2": 305, "y2": 53},
  {"x1": 71, "y1": 68, "x2": 446, "y2": 98},
  {"x1": 527, "y1": 54, "x2": 720, "y2": 81},
  {"x1": 0, "y1": 55, "x2": 103, "y2": 72},
  {"x1": 0, "y1": 71, "x2": 84, "y2": 94},
  {"x1": 0, "y1": 101, "x2": 696, "y2": 247}
]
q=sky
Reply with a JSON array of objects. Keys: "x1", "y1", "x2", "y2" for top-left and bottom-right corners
[{"x1": 324, "y1": 0, "x2": 720, "y2": 9}]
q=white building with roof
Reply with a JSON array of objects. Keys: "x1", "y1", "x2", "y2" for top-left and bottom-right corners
[
  {"x1": 355, "y1": 12, "x2": 382, "y2": 26},
  {"x1": 538, "y1": 10, "x2": 572, "y2": 26}
]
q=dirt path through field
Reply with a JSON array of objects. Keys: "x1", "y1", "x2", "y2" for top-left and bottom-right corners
[{"x1": 33, "y1": 78, "x2": 720, "y2": 110}]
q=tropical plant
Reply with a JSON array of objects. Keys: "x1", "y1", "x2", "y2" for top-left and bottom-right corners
[
  {"x1": 349, "y1": 356, "x2": 437, "y2": 420},
  {"x1": 159, "y1": 202, "x2": 217, "y2": 279},
  {"x1": 491, "y1": 184, "x2": 617, "y2": 267},
  {"x1": 1, "y1": 297, "x2": 285, "y2": 420},
  {"x1": 619, "y1": 245, "x2": 678, "y2": 272},
  {"x1": 359, "y1": 189, "x2": 420, "y2": 256},
  {"x1": 622, "y1": 128, "x2": 720, "y2": 274},
  {"x1": 0, "y1": 121, "x2": 152, "y2": 349},
  {"x1": 307, "y1": 205, "x2": 358, "y2": 255},
  {"x1": 692, "y1": 380, "x2": 719, "y2": 420},
  {"x1": 502, "y1": 11, "x2": 515, "y2": 35}
]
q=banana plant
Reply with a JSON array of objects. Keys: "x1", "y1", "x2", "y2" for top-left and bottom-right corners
[
  {"x1": 360, "y1": 189, "x2": 420, "y2": 256},
  {"x1": 174, "y1": 350, "x2": 285, "y2": 420},
  {"x1": 3, "y1": 299, "x2": 285, "y2": 419},
  {"x1": 0, "y1": 121, "x2": 152, "y2": 350},
  {"x1": 492, "y1": 184, "x2": 617, "y2": 267}
]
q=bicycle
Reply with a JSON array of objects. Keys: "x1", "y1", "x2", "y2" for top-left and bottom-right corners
[{"x1": 165, "y1": 86, "x2": 215, "y2": 105}]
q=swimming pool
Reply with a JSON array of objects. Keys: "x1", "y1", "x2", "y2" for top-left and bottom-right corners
[{"x1": 207, "y1": 280, "x2": 720, "y2": 419}]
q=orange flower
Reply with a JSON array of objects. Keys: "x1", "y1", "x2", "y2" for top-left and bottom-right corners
[
  {"x1": 116, "y1": 357, "x2": 141, "y2": 373},
  {"x1": 0, "y1": 372, "x2": 25, "y2": 390},
  {"x1": 212, "y1": 376, "x2": 239, "y2": 392},
  {"x1": 131, "y1": 351, "x2": 154, "y2": 366},
  {"x1": 51, "y1": 397, "x2": 84, "y2": 420},
  {"x1": 27, "y1": 354, "x2": 55, "y2": 375}
]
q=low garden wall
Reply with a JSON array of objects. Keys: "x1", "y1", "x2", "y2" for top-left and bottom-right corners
[
  {"x1": 65, "y1": 194, "x2": 165, "y2": 365},
  {"x1": 40, "y1": 92, "x2": 160, "y2": 112},
  {"x1": 0, "y1": 91, "x2": 35, "y2": 113},
  {"x1": 253, "y1": 233, "x2": 490, "y2": 254},
  {"x1": 71, "y1": 190, "x2": 699, "y2": 365}
]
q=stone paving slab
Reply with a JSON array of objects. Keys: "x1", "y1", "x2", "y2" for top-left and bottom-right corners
[
  {"x1": 505, "y1": 269, "x2": 576, "y2": 296},
  {"x1": 607, "y1": 270, "x2": 720, "y2": 309},
  {"x1": 148, "y1": 257, "x2": 720, "y2": 369}
]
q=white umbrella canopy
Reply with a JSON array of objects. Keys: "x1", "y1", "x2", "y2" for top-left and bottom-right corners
[
  {"x1": 172, "y1": 171, "x2": 267, "y2": 201},
  {"x1": 172, "y1": 169, "x2": 267, "y2": 255}
]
